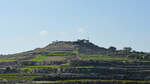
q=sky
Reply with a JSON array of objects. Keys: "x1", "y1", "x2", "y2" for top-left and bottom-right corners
[{"x1": 0, "y1": 0, "x2": 150, "y2": 54}]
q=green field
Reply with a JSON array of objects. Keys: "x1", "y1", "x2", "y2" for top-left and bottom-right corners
[
  {"x1": 20, "y1": 64, "x2": 69, "y2": 70},
  {"x1": 48, "y1": 50, "x2": 78, "y2": 56},
  {"x1": 31, "y1": 55, "x2": 49, "y2": 61},
  {"x1": 0, "y1": 60, "x2": 15, "y2": 62},
  {"x1": 0, "y1": 56, "x2": 27, "y2": 62}
]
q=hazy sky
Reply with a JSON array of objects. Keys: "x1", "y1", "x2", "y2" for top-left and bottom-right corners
[{"x1": 0, "y1": 0, "x2": 150, "y2": 54}]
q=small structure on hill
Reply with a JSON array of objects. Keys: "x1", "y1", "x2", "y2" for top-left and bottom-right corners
[
  {"x1": 77, "y1": 39, "x2": 89, "y2": 43},
  {"x1": 52, "y1": 39, "x2": 90, "y2": 45}
]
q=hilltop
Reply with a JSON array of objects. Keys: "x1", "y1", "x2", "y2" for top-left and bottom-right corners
[{"x1": 11, "y1": 39, "x2": 106, "y2": 56}]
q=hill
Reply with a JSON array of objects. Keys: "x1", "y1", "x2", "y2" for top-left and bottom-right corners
[
  {"x1": 6, "y1": 39, "x2": 108, "y2": 63},
  {"x1": 12, "y1": 39, "x2": 107, "y2": 56},
  {"x1": 0, "y1": 39, "x2": 150, "y2": 83},
  {"x1": 6, "y1": 39, "x2": 150, "y2": 63}
]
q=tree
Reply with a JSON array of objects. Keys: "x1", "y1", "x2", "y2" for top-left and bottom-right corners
[
  {"x1": 127, "y1": 53, "x2": 145, "y2": 61},
  {"x1": 123, "y1": 47, "x2": 132, "y2": 52},
  {"x1": 108, "y1": 46, "x2": 117, "y2": 52}
]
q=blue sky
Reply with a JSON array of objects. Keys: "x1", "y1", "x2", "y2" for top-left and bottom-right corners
[{"x1": 0, "y1": 0, "x2": 150, "y2": 54}]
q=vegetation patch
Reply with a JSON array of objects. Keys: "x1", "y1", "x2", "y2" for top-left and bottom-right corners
[
  {"x1": 0, "y1": 60, "x2": 15, "y2": 62},
  {"x1": 48, "y1": 50, "x2": 78, "y2": 56},
  {"x1": 0, "y1": 73, "x2": 40, "y2": 76},
  {"x1": 32, "y1": 81, "x2": 58, "y2": 83},
  {"x1": 79, "y1": 54, "x2": 128, "y2": 61},
  {"x1": 0, "y1": 56, "x2": 27, "y2": 62},
  {"x1": 31, "y1": 55, "x2": 49, "y2": 61},
  {"x1": 72, "y1": 66, "x2": 95, "y2": 69},
  {"x1": 21, "y1": 64, "x2": 69, "y2": 70},
  {"x1": 44, "y1": 56, "x2": 66, "y2": 62},
  {"x1": 32, "y1": 79, "x2": 150, "y2": 84},
  {"x1": 0, "y1": 76, "x2": 37, "y2": 80}
]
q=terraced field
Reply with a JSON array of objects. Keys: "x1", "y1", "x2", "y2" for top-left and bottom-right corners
[
  {"x1": 0, "y1": 40, "x2": 150, "y2": 84},
  {"x1": 78, "y1": 54, "x2": 132, "y2": 61},
  {"x1": 0, "y1": 56, "x2": 27, "y2": 62}
]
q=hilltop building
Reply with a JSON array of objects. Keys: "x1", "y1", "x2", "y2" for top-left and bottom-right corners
[
  {"x1": 52, "y1": 39, "x2": 90, "y2": 45},
  {"x1": 77, "y1": 39, "x2": 89, "y2": 44}
]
